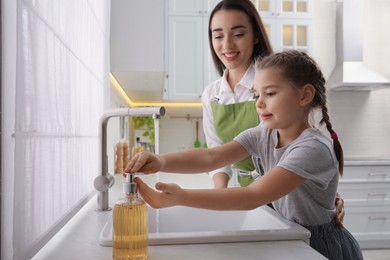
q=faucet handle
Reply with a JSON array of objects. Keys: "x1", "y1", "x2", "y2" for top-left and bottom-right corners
[{"x1": 94, "y1": 174, "x2": 115, "y2": 192}]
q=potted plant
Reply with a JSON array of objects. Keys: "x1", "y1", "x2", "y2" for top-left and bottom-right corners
[{"x1": 132, "y1": 116, "x2": 155, "y2": 144}]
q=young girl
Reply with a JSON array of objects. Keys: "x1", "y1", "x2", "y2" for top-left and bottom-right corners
[
  {"x1": 196, "y1": 0, "x2": 344, "y2": 226},
  {"x1": 126, "y1": 50, "x2": 363, "y2": 260}
]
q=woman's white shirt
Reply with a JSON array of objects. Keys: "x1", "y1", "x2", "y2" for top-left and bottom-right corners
[{"x1": 201, "y1": 63, "x2": 255, "y2": 179}]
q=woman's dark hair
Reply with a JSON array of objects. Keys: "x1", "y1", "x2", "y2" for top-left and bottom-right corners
[
  {"x1": 256, "y1": 50, "x2": 344, "y2": 176},
  {"x1": 208, "y1": 0, "x2": 273, "y2": 76}
]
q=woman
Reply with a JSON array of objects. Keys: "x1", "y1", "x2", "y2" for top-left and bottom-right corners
[{"x1": 202, "y1": 0, "x2": 272, "y2": 188}]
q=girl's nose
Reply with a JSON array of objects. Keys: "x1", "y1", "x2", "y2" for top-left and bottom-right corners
[{"x1": 256, "y1": 96, "x2": 265, "y2": 108}]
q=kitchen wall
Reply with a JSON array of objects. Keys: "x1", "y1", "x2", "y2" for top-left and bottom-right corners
[
  {"x1": 328, "y1": 0, "x2": 390, "y2": 159},
  {"x1": 329, "y1": 89, "x2": 390, "y2": 159},
  {"x1": 159, "y1": 107, "x2": 206, "y2": 154}
]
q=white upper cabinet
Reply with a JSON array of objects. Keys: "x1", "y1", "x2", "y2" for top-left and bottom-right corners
[
  {"x1": 169, "y1": 0, "x2": 220, "y2": 16},
  {"x1": 166, "y1": 0, "x2": 219, "y2": 101},
  {"x1": 251, "y1": 0, "x2": 312, "y2": 52}
]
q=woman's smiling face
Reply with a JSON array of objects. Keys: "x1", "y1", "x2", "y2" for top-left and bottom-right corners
[{"x1": 210, "y1": 9, "x2": 257, "y2": 73}]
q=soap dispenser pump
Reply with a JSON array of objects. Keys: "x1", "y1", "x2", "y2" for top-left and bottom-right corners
[{"x1": 112, "y1": 173, "x2": 148, "y2": 260}]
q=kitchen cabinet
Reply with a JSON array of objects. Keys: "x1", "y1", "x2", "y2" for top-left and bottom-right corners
[
  {"x1": 251, "y1": 0, "x2": 312, "y2": 52},
  {"x1": 166, "y1": 0, "x2": 219, "y2": 101},
  {"x1": 338, "y1": 161, "x2": 390, "y2": 249},
  {"x1": 169, "y1": 0, "x2": 219, "y2": 16}
]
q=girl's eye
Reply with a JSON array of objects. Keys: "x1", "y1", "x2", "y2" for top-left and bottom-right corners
[
  {"x1": 234, "y1": 33, "x2": 244, "y2": 37},
  {"x1": 266, "y1": 92, "x2": 275, "y2": 97},
  {"x1": 213, "y1": 34, "x2": 223, "y2": 40},
  {"x1": 253, "y1": 94, "x2": 259, "y2": 100}
]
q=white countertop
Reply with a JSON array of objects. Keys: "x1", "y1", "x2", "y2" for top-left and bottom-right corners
[{"x1": 32, "y1": 173, "x2": 327, "y2": 260}]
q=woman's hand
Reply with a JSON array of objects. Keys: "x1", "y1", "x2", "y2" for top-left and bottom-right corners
[
  {"x1": 334, "y1": 192, "x2": 345, "y2": 228},
  {"x1": 124, "y1": 151, "x2": 163, "y2": 174},
  {"x1": 135, "y1": 177, "x2": 183, "y2": 208}
]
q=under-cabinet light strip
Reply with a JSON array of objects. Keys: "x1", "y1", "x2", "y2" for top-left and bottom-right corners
[
  {"x1": 109, "y1": 73, "x2": 202, "y2": 108},
  {"x1": 110, "y1": 73, "x2": 135, "y2": 106}
]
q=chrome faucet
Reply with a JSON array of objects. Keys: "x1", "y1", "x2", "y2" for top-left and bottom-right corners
[{"x1": 94, "y1": 107, "x2": 165, "y2": 211}]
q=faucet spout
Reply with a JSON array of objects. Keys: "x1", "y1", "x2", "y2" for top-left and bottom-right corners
[{"x1": 94, "y1": 106, "x2": 165, "y2": 211}]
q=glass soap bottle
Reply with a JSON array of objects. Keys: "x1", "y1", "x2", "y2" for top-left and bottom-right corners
[{"x1": 112, "y1": 173, "x2": 148, "y2": 260}]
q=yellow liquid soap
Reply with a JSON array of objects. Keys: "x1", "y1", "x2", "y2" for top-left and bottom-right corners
[{"x1": 112, "y1": 194, "x2": 148, "y2": 260}]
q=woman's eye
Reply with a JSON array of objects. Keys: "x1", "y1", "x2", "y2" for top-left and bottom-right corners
[
  {"x1": 266, "y1": 92, "x2": 275, "y2": 96},
  {"x1": 234, "y1": 33, "x2": 244, "y2": 37},
  {"x1": 213, "y1": 34, "x2": 223, "y2": 40},
  {"x1": 253, "y1": 94, "x2": 259, "y2": 100}
]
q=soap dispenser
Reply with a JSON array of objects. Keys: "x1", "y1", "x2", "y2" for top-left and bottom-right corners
[{"x1": 112, "y1": 173, "x2": 148, "y2": 260}]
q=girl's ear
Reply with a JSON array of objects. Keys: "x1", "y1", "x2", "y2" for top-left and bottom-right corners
[{"x1": 300, "y1": 84, "x2": 316, "y2": 106}]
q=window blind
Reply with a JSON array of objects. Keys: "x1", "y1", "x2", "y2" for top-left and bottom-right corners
[{"x1": 12, "y1": 0, "x2": 110, "y2": 259}]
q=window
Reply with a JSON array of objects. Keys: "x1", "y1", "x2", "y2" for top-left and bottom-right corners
[{"x1": 2, "y1": 0, "x2": 110, "y2": 259}]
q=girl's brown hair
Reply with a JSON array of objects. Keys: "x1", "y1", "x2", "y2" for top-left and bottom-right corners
[
  {"x1": 256, "y1": 50, "x2": 344, "y2": 175},
  {"x1": 208, "y1": 0, "x2": 273, "y2": 76}
]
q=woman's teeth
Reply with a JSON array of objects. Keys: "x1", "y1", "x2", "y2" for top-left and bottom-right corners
[{"x1": 224, "y1": 53, "x2": 237, "y2": 58}]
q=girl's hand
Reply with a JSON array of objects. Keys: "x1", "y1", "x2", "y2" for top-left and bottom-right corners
[
  {"x1": 124, "y1": 151, "x2": 163, "y2": 174},
  {"x1": 135, "y1": 177, "x2": 183, "y2": 208},
  {"x1": 334, "y1": 192, "x2": 345, "y2": 228}
]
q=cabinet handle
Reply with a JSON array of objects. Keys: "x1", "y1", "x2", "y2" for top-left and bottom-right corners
[
  {"x1": 368, "y1": 216, "x2": 388, "y2": 221},
  {"x1": 368, "y1": 172, "x2": 388, "y2": 177},
  {"x1": 367, "y1": 192, "x2": 387, "y2": 197}
]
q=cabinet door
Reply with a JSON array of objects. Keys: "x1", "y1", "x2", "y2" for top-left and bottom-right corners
[
  {"x1": 203, "y1": 16, "x2": 219, "y2": 91},
  {"x1": 169, "y1": 0, "x2": 203, "y2": 16},
  {"x1": 251, "y1": 0, "x2": 278, "y2": 15},
  {"x1": 262, "y1": 19, "x2": 310, "y2": 52},
  {"x1": 168, "y1": 16, "x2": 204, "y2": 100},
  {"x1": 202, "y1": 0, "x2": 220, "y2": 89},
  {"x1": 204, "y1": 0, "x2": 221, "y2": 14},
  {"x1": 254, "y1": 0, "x2": 310, "y2": 18},
  {"x1": 277, "y1": 19, "x2": 310, "y2": 52},
  {"x1": 257, "y1": 0, "x2": 311, "y2": 52},
  {"x1": 279, "y1": 0, "x2": 311, "y2": 18},
  {"x1": 343, "y1": 165, "x2": 390, "y2": 181},
  {"x1": 170, "y1": 0, "x2": 219, "y2": 15}
]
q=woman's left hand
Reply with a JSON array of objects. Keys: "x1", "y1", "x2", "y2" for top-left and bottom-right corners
[{"x1": 334, "y1": 192, "x2": 345, "y2": 228}]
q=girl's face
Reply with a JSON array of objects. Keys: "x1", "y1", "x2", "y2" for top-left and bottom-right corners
[
  {"x1": 253, "y1": 67, "x2": 308, "y2": 130},
  {"x1": 210, "y1": 9, "x2": 257, "y2": 73}
]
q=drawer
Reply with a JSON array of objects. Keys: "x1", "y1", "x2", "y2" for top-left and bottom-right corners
[
  {"x1": 342, "y1": 165, "x2": 390, "y2": 180},
  {"x1": 338, "y1": 182, "x2": 390, "y2": 200},
  {"x1": 343, "y1": 204, "x2": 390, "y2": 233}
]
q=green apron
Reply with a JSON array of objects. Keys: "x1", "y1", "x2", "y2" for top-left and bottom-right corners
[{"x1": 211, "y1": 100, "x2": 259, "y2": 187}]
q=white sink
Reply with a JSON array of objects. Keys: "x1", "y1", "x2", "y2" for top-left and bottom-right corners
[{"x1": 99, "y1": 205, "x2": 310, "y2": 246}]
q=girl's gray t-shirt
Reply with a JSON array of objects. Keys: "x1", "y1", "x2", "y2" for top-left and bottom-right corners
[{"x1": 234, "y1": 126, "x2": 339, "y2": 226}]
